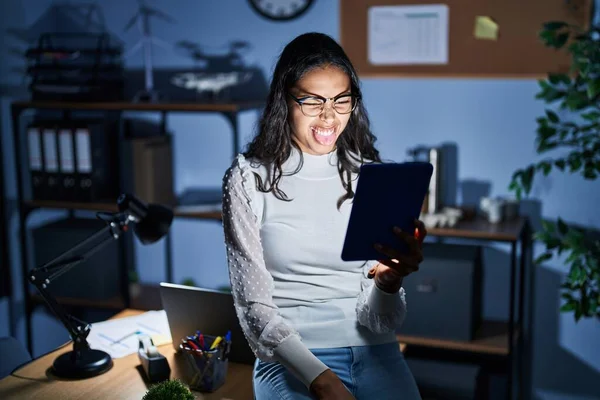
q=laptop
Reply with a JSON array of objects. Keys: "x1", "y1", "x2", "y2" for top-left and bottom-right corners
[{"x1": 159, "y1": 282, "x2": 256, "y2": 365}]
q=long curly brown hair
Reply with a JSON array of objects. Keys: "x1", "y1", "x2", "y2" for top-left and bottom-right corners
[{"x1": 243, "y1": 32, "x2": 381, "y2": 208}]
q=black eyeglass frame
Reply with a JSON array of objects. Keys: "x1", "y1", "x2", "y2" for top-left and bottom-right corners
[{"x1": 287, "y1": 92, "x2": 361, "y2": 116}]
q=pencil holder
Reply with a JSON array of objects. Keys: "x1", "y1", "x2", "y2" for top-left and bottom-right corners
[{"x1": 179, "y1": 334, "x2": 231, "y2": 392}]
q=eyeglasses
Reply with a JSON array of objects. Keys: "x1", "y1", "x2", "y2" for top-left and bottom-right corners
[{"x1": 288, "y1": 92, "x2": 359, "y2": 117}]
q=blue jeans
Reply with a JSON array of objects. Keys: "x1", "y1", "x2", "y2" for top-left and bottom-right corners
[{"x1": 253, "y1": 342, "x2": 421, "y2": 399}]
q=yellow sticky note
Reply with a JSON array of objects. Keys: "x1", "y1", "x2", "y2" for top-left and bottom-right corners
[
  {"x1": 150, "y1": 334, "x2": 171, "y2": 346},
  {"x1": 474, "y1": 16, "x2": 499, "y2": 40}
]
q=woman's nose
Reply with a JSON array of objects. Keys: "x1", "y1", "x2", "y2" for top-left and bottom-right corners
[{"x1": 319, "y1": 103, "x2": 335, "y2": 122}]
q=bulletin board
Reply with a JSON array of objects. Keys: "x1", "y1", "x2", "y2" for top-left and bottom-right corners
[{"x1": 340, "y1": 0, "x2": 592, "y2": 78}]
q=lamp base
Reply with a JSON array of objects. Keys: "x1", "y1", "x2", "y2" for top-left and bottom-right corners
[{"x1": 52, "y1": 348, "x2": 113, "y2": 379}]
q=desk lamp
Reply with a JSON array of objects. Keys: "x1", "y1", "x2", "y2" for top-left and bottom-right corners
[{"x1": 28, "y1": 193, "x2": 174, "y2": 379}]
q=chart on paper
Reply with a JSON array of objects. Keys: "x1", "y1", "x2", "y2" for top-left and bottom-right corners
[
  {"x1": 368, "y1": 4, "x2": 449, "y2": 65},
  {"x1": 87, "y1": 310, "x2": 172, "y2": 358}
]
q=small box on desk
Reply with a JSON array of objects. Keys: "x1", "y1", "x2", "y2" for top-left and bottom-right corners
[{"x1": 397, "y1": 243, "x2": 483, "y2": 342}]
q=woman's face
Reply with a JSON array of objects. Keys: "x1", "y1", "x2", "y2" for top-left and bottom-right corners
[{"x1": 288, "y1": 66, "x2": 352, "y2": 155}]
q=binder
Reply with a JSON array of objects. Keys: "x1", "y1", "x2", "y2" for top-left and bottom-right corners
[
  {"x1": 58, "y1": 126, "x2": 77, "y2": 201},
  {"x1": 74, "y1": 126, "x2": 93, "y2": 202},
  {"x1": 27, "y1": 124, "x2": 46, "y2": 200},
  {"x1": 74, "y1": 121, "x2": 119, "y2": 202},
  {"x1": 42, "y1": 126, "x2": 60, "y2": 200}
]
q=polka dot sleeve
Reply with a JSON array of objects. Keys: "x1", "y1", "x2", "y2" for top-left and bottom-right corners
[
  {"x1": 356, "y1": 261, "x2": 408, "y2": 333},
  {"x1": 221, "y1": 156, "x2": 328, "y2": 390}
]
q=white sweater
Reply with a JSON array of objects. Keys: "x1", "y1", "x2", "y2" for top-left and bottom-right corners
[{"x1": 221, "y1": 148, "x2": 407, "y2": 388}]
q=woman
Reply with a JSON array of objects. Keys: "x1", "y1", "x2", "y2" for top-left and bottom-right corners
[{"x1": 222, "y1": 32, "x2": 425, "y2": 399}]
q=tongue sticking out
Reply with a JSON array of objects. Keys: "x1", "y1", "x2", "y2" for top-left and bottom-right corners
[{"x1": 312, "y1": 127, "x2": 336, "y2": 146}]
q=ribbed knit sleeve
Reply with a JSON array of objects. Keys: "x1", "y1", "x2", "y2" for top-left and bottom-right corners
[{"x1": 221, "y1": 155, "x2": 328, "y2": 388}]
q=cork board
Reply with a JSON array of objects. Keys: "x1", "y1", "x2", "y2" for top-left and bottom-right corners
[{"x1": 340, "y1": 0, "x2": 592, "y2": 78}]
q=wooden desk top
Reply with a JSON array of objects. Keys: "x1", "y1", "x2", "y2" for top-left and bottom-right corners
[
  {"x1": 0, "y1": 309, "x2": 254, "y2": 400},
  {"x1": 427, "y1": 216, "x2": 527, "y2": 242}
]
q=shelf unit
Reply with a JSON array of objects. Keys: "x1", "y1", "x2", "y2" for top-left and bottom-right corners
[
  {"x1": 398, "y1": 216, "x2": 532, "y2": 400},
  {"x1": 10, "y1": 99, "x2": 263, "y2": 358},
  {"x1": 1, "y1": 116, "x2": 13, "y2": 308},
  {"x1": 9, "y1": 100, "x2": 533, "y2": 399}
]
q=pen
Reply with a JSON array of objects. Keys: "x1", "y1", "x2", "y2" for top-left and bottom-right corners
[
  {"x1": 209, "y1": 336, "x2": 222, "y2": 350},
  {"x1": 182, "y1": 337, "x2": 200, "y2": 351}
]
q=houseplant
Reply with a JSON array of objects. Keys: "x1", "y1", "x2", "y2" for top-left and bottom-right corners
[
  {"x1": 141, "y1": 379, "x2": 195, "y2": 400},
  {"x1": 509, "y1": 20, "x2": 600, "y2": 321}
]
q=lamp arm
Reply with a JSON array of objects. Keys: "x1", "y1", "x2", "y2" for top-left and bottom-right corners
[{"x1": 28, "y1": 213, "x2": 130, "y2": 349}]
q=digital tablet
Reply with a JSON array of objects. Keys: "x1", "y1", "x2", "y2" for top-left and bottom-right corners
[{"x1": 341, "y1": 162, "x2": 433, "y2": 262}]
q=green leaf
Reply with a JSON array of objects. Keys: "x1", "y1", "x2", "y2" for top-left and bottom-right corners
[
  {"x1": 560, "y1": 299, "x2": 577, "y2": 312},
  {"x1": 581, "y1": 111, "x2": 600, "y2": 121},
  {"x1": 587, "y1": 79, "x2": 600, "y2": 99},
  {"x1": 584, "y1": 164, "x2": 597, "y2": 179},
  {"x1": 535, "y1": 252, "x2": 553, "y2": 264},
  {"x1": 542, "y1": 219, "x2": 555, "y2": 233},
  {"x1": 568, "y1": 263, "x2": 585, "y2": 283},
  {"x1": 558, "y1": 218, "x2": 569, "y2": 235},
  {"x1": 561, "y1": 292, "x2": 574, "y2": 301},
  {"x1": 543, "y1": 21, "x2": 569, "y2": 31},
  {"x1": 538, "y1": 118, "x2": 552, "y2": 132},
  {"x1": 521, "y1": 165, "x2": 535, "y2": 194},
  {"x1": 554, "y1": 32, "x2": 570, "y2": 49},
  {"x1": 545, "y1": 237, "x2": 562, "y2": 250},
  {"x1": 546, "y1": 110, "x2": 560, "y2": 123},
  {"x1": 539, "y1": 29, "x2": 557, "y2": 46},
  {"x1": 575, "y1": 304, "x2": 583, "y2": 321},
  {"x1": 568, "y1": 156, "x2": 583, "y2": 172},
  {"x1": 565, "y1": 91, "x2": 588, "y2": 110},
  {"x1": 548, "y1": 73, "x2": 571, "y2": 85},
  {"x1": 539, "y1": 161, "x2": 552, "y2": 176},
  {"x1": 588, "y1": 297, "x2": 599, "y2": 316},
  {"x1": 555, "y1": 159, "x2": 566, "y2": 170}
]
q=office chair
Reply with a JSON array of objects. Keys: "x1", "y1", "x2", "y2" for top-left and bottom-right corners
[{"x1": 0, "y1": 336, "x2": 32, "y2": 379}]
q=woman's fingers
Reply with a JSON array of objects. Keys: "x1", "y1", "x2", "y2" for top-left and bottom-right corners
[
  {"x1": 392, "y1": 227, "x2": 420, "y2": 253},
  {"x1": 378, "y1": 257, "x2": 419, "y2": 275},
  {"x1": 374, "y1": 243, "x2": 422, "y2": 275},
  {"x1": 414, "y1": 219, "x2": 427, "y2": 246},
  {"x1": 374, "y1": 241, "x2": 424, "y2": 264}
]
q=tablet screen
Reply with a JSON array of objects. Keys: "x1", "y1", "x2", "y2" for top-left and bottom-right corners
[{"x1": 341, "y1": 162, "x2": 433, "y2": 262}]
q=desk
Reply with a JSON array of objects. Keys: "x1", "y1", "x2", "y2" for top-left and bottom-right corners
[
  {"x1": 0, "y1": 309, "x2": 409, "y2": 399},
  {"x1": 0, "y1": 309, "x2": 254, "y2": 400}
]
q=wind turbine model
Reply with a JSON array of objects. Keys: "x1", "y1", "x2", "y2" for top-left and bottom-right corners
[{"x1": 124, "y1": 0, "x2": 174, "y2": 102}]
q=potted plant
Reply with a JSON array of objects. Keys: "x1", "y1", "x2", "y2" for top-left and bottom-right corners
[
  {"x1": 180, "y1": 277, "x2": 197, "y2": 287},
  {"x1": 509, "y1": 20, "x2": 600, "y2": 321},
  {"x1": 142, "y1": 379, "x2": 195, "y2": 400}
]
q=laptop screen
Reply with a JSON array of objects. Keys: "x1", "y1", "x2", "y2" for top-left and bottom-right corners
[{"x1": 159, "y1": 282, "x2": 256, "y2": 365}]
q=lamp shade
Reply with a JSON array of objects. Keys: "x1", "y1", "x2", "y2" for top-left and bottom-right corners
[
  {"x1": 117, "y1": 194, "x2": 174, "y2": 244},
  {"x1": 134, "y1": 203, "x2": 174, "y2": 244}
]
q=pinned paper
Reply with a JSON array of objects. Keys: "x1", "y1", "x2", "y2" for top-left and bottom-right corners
[{"x1": 474, "y1": 16, "x2": 499, "y2": 40}]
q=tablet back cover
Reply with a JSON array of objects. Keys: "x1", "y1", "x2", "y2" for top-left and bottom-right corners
[{"x1": 341, "y1": 162, "x2": 433, "y2": 261}]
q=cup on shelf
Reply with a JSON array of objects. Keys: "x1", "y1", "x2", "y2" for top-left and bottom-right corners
[{"x1": 479, "y1": 197, "x2": 504, "y2": 224}]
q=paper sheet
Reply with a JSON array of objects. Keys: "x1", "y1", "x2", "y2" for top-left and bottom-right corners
[
  {"x1": 474, "y1": 16, "x2": 499, "y2": 40},
  {"x1": 368, "y1": 4, "x2": 449, "y2": 65},
  {"x1": 87, "y1": 310, "x2": 172, "y2": 358}
]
